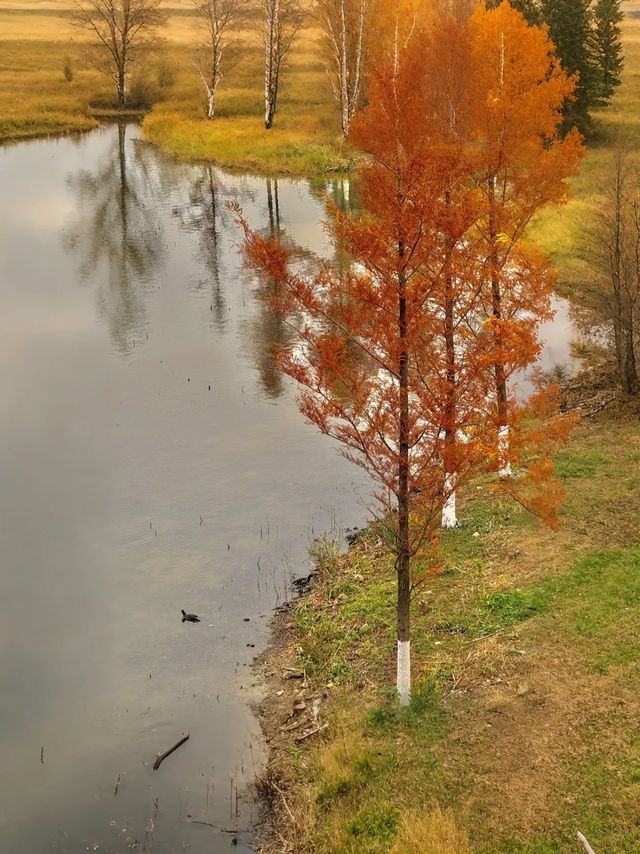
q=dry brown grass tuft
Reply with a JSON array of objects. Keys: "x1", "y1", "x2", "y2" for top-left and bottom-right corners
[{"x1": 390, "y1": 805, "x2": 472, "y2": 854}]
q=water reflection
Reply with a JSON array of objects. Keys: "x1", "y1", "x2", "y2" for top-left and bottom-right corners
[
  {"x1": 63, "y1": 123, "x2": 163, "y2": 353},
  {"x1": 246, "y1": 178, "x2": 292, "y2": 399},
  {"x1": 172, "y1": 165, "x2": 231, "y2": 332}
]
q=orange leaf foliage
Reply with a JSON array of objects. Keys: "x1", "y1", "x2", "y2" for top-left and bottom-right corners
[{"x1": 232, "y1": 1, "x2": 583, "y2": 561}]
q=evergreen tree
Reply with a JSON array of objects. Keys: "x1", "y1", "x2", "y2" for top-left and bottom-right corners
[
  {"x1": 541, "y1": 0, "x2": 598, "y2": 134},
  {"x1": 593, "y1": 0, "x2": 624, "y2": 105}
]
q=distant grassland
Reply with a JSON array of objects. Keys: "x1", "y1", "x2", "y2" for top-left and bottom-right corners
[{"x1": 1, "y1": 2, "x2": 640, "y2": 264}]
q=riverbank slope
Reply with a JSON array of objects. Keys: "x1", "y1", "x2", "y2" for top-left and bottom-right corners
[{"x1": 255, "y1": 403, "x2": 640, "y2": 853}]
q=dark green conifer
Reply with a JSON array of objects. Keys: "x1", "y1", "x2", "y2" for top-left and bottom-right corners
[
  {"x1": 592, "y1": 0, "x2": 624, "y2": 105},
  {"x1": 541, "y1": 0, "x2": 598, "y2": 134}
]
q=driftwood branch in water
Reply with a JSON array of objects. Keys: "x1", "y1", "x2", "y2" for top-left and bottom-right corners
[
  {"x1": 153, "y1": 733, "x2": 190, "y2": 771},
  {"x1": 577, "y1": 831, "x2": 595, "y2": 854}
]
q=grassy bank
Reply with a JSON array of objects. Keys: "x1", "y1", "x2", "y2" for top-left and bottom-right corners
[
  {"x1": 0, "y1": 2, "x2": 141, "y2": 142},
  {"x1": 256, "y1": 403, "x2": 640, "y2": 853},
  {"x1": 141, "y1": 24, "x2": 355, "y2": 175}
]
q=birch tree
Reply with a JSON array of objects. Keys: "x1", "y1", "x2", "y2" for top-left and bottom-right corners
[
  {"x1": 193, "y1": 0, "x2": 249, "y2": 119},
  {"x1": 260, "y1": 0, "x2": 303, "y2": 129},
  {"x1": 72, "y1": 0, "x2": 167, "y2": 106},
  {"x1": 316, "y1": 0, "x2": 367, "y2": 136}
]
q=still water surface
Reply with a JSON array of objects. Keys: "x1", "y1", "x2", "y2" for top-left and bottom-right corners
[
  {"x1": 0, "y1": 123, "x2": 369, "y2": 853},
  {"x1": 0, "y1": 123, "x2": 575, "y2": 853}
]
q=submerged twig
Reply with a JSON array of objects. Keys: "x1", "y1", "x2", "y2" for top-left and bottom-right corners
[{"x1": 153, "y1": 734, "x2": 190, "y2": 771}]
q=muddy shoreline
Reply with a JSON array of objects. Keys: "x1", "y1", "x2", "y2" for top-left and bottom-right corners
[{"x1": 250, "y1": 566, "x2": 339, "y2": 852}]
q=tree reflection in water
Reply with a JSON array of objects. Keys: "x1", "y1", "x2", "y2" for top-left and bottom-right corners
[
  {"x1": 63, "y1": 122, "x2": 163, "y2": 354},
  {"x1": 242, "y1": 177, "x2": 360, "y2": 401},
  {"x1": 172, "y1": 165, "x2": 229, "y2": 333},
  {"x1": 240, "y1": 178, "x2": 296, "y2": 400}
]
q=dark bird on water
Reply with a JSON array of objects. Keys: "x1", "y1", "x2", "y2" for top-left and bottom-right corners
[{"x1": 181, "y1": 609, "x2": 200, "y2": 623}]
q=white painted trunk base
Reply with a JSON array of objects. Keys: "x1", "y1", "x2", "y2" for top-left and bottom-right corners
[
  {"x1": 441, "y1": 473, "x2": 457, "y2": 529},
  {"x1": 397, "y1": 639, "x2": 411, "y2": 707},
  {"x1": 498, "y1": 425, "x2": 512, "y2": 478}
]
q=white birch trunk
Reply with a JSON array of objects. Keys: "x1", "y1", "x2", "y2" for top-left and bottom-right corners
[
  {"x1": 348, "y1": 0, "x2": 365, "y2": 129},
  {"x1": 264, "y1": 9, "x2": 272, "y2": 126},
  {"x1": 441, "y1": 472, "x2": 457, "y2": 529},
  {"x1": 193, "y1": 60, "x2": 217, "y2": 120},
  {"x1": 264, "y1": 0, "x2": 278, "y2": 127},
  {"x1": 397, "y1": 639, "x2": 411, "y2": 707},
  {"x1": 339, "y1": 0, "x2": 349, "y2": 135},
  {"x1": 498, "y1": 425, "x2": 512, "y2": 478}
]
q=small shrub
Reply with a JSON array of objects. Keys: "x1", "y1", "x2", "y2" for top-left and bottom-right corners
[
  {"x1": 127, "y1": 73, "x2": 160, "y2": 109},
  {"x1": 63, "y1": 57, "x2": 74, "y2": 84},
  {"x1": 156, "y1": 60, "x2": 176, "y2": 90},
  {"x1": 308, "y1": 535, "x2": 341, "y2": 581}
]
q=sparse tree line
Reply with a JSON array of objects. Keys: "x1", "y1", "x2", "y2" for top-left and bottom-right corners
[
  {"x1": 70, "y1": 0, "x2": 368, "y2": 132},
  {"x1": 236, "y1": 2, "x2": 584, "y2": 704},
  {"x1": 72, "y1": 0, "x2": 624, "y2": 135}
]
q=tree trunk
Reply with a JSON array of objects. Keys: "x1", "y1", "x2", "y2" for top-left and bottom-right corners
[
  {"x1": 264, "y1": 0, "x2": 279, "y2": 129},
  {"x1": 442, "y1": 473, "x2": 457, "y2": 529},
  {"x1": 117, "y1": 66, "x2": 126, "y2": 105},
  {"x1": 489, "y1": 177, "x2": 511, "y2": 477},
  {"x1": 442, "y1": 213, "x2": 458, "y2": 529},
  {"x1": 622, "y1": 314, "x2": 639, "y2": 394},
  {"x1": 339, "y1": 0, "x2": 350, "y2": 135},
  {"x1": 397, "y1": 250, "x2": 411, "y2": 708}
]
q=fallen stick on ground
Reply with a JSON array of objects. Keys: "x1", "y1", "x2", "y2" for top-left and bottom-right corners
[
  {"x1": 577, "y1": 831, "x2": 595, "y2": 854},
  {"x1": 271, "y1": 781, "x2": 297, "y2": 827},
  {"x1": 153, "y1": 734, "x2": 190, "y2": 771},
  {"x1": 294, "y1": 722, "x2": 328, "y2": 743}
]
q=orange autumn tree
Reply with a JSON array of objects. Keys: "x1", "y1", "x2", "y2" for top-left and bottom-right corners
[
  {"x1": 403, "y1": 2, "x2": 579, "y2": 530},
  {"x1": 233, "y1": 27, "x2": 496, "y2": 706},
  {"x1": 465, "y1": 1, "x2": 583, "y2": 479}
]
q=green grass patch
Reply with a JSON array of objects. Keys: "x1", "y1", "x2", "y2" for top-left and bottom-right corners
[{"x1": 275, "y1": 410, "x2": 640, "y2": 853}]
